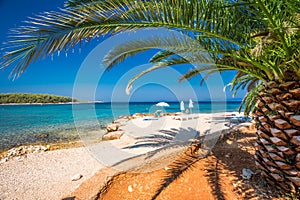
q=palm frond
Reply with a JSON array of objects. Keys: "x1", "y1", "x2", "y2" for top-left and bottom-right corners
[
  {"x1": 255, "y1": 0, "x2": 300, "y2": 56},
  {"x1": 103, "y1": 33, "x2": 209, "y2": 70},
  {"x1": 178, "y1": 65, "x2": 221, "y2": 83},
  {"x1": 239, "y1": 83, "x2": 262, "y2": 115},
  {"x1": 178, "y1": 59, "x2": 266, "y2": 84},
  {"x1": 64, "y1": 0, "x2": 103, "y2": 7},
  {"x1": 103, "y1": 27, "x2": 278, "y2": 92},
  {"x1": 149, "y1": 50, "x2": 175, "y2": 63},
  {"x1": 126, "y1": 57, "x2": 189, "y2": 94},
  {"x1": 226, "y1": 71, "x2": 261, "y2": 114},
  {"x1": 230, "y1": 73, "x2": 259, "y2": 92},
  {"x1": 1, "y1": 0, "x2": 266, "y2": 78}
]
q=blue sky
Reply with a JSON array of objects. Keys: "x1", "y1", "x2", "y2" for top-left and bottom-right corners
[{"x1": 0, "y1": 0, "x2": 246, "y2": 102}]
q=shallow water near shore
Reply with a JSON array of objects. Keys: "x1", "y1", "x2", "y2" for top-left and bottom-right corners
[{"x1": 0, "y1": 102, "x2": 241, "y2": 151}]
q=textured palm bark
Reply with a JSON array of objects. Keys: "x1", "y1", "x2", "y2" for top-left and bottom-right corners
[{"x1": 254, "y1": 80, "x2": 300, "y2": 194}]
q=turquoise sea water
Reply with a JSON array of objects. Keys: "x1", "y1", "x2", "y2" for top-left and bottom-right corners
[{"x1": 0, "y1": 102, "x2": 241, "y2": 151}]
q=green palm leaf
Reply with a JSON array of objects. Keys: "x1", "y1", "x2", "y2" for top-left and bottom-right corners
[
  {"x1": 239, "y1": 83, "x2": 262, "y2": 115},
  {"x1": 149, "y1": 50, "x2": 176, "y2": 63},
  {"x1": 1, "y1": 0, "x2": 266, "y2": 78},
  {"x1": 103, "y1": 33, "x2": 210, "y2": 70},
  {"x1": 125, "y1": 57, "x2": 190, "y2": 94}
]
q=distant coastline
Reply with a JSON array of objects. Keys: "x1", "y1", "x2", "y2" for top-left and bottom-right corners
[
  {"x1": 0, "y1": 102, "x2": 77, "y2": 106},
  {"x1": 0, "y1": 101, "x2": 242, "y2": 105},
  {"x1": 0, "y1": 101, "x2": 106, "y2": 106},
  {"x1": 0, "y1": 93, "x2": 77, "y2": 104}
]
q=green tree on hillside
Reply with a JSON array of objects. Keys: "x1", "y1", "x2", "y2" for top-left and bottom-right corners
[{"x1": 0, "y1": 94, "x2": 76, "y2": 104}]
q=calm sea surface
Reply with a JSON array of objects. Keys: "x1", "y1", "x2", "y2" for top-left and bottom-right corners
[{"x1": 0, "y1": 102, "x2": 241, "y2": 151}]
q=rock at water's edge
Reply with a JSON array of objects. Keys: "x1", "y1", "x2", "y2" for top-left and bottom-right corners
[
  {"x1": 102, "y1": 131, "x2": 124, "y2": 140},
  {"x1": 106, "y1": 123, "x2": 119, "y2": 132}
]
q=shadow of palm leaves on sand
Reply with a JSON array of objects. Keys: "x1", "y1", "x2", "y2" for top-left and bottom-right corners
[
  {"x1": 122, "y1": 133, "x2": 174, "y2": 148},
  {"x1": 97, "y1": 127, "x2": 205, "y2": 199},
  {"x1": 122, "y1": 127, "x2": 199, "y2": 149},
  {"x1": 203, "y1": 131, "x2": 268, "y2": 200},
  {"x1": 105, "y1": 127, "x2": 226, "y2": 200},
  {"x1": 97, "y1": 126, "x2": 230, "y2": 200},
  {"x1": 97, "y1": 124, "x2": 264, "y2": 200},
  {"x1": 150, "y1": 147, "x2": 206, "y2": 200},
  {"x1": 130, "y1": 127, "x2": 225, "y2": 200},
  {"x1": 109, "y1": 127, "x2": 201, "y2": 171},
  {"x1": 149, "y1": 127, "x2": 235, "y2": 200}
]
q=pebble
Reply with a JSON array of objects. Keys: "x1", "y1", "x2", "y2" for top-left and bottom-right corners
[
  {"x1": 241, "y1": 168, "x2": 254, "y2": 180},
  {"x1": 34, "y1": 146, "x2": 41, "y2": 152},
  {"x1": 0, "y1": 157, "x2": 8, "y2": 163},
  {"x1": 15, "y1": 156, "x2": 23, "y2": 162},
  {"x1": 128, "y1": 185, "x2": 133, "y2": 192},
  {"x1": 41, "y1": 146, "x2": 48, "y2": 151},
  {"x1": 71, "y1": 174, "x2": 83, "y2": 181},
  {"x1": 225, "y1": 154, "x2": 231, "y2": 158},
  {"x1": 27, "y1": 147, "x2": 34, "y2": 153},
  {"x1": 38, "y1": 133, "x2": 49, "y2": 138}
]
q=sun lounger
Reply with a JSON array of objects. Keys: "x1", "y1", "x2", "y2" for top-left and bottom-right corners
[{"x1": 143, "y1": 117, "x2": 159, "y2": 121}]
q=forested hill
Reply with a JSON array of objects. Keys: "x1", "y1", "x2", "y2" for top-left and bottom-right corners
[{"x1": 0, "y1": 93, "x2": 77, "y2": 104}]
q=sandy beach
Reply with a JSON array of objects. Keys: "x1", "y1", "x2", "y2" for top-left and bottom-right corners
[
  {"x1": 0, "y1": 147, "x2": 103, "y2": 200},
  {"x1": 0, "y1": 112, "x2": 246, "y2": 200}
]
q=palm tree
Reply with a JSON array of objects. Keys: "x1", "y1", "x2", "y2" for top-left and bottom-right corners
[{"x1": 1, "y1": 0, "x2": 300, "y2": 195}]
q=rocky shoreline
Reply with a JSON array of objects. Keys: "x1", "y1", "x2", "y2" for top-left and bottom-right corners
[
  {"x1": 0, "y1": 113, "x2": 157, "y2": 164},
  {"x1": 0, "y1": 111, "x2": 232, "y2": 165},
  {"x1": 0, "y1": 140, "x2": 84, "y2": 163},
  {"x1": 0, "y1": 145, "x2": 50, "y2": 163},
  {"x1": 102, "y1": 112, "x2": 183, "y2": 140},
  {"x1": 0, "y1": 111, "x2": 236, "y2": 165}
]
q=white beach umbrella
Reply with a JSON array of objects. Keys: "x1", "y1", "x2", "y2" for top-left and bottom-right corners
[
  {"x1": 180, "y1": 101, "x2": 185, "y2": 112},
  {"x1": 189, "y1": 99, "x2": 193, "y2": 114},
  {"x1": 156, "y1": 102, "x2": 170, "y2": 107},
  {"x1": 188, "y1": 99, "x2": 194, "y2": 108}
]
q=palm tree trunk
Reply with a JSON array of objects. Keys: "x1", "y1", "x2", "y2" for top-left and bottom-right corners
[{"x1": 254, "y1": 80, "x2": 300, "y2": 194}]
